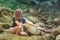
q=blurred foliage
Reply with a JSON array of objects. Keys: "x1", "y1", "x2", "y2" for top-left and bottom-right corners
[
  {"x1": 0, "y1": 0, "x2": 60, "y2": 17},
  {"x1": 0, "y1": 0, "x2": 60, "y2": 9}
]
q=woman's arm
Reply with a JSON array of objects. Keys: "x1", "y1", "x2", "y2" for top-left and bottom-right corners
[
  {"x1": 15, "y1": 20, "x2": 25, "y2": 26},
  {"x1": 25, "y1": 20, "x2": 35, "y2": 26},
  {"x1": 15, "y1": 20, "x2": 22, "y2": 26},
  {"x1": 15, "y1": 18, "x2": 34, "y2": 26}
]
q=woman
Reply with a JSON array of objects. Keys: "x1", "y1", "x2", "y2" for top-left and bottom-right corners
[{"x1": 9, "y1": 9, "x2": 35, "y2": 35}]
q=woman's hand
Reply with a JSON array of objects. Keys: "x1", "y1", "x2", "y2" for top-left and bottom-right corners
[{"x1": 20, "y1": 24, "x2": 25, "y2": 26}]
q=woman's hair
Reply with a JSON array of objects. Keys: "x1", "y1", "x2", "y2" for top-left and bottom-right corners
[{"x1": 13, "y1": 9, "x2": 22, "y2": 17}]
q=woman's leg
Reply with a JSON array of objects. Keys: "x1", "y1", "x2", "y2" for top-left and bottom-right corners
[
  {"x1": 15, "y1": 26, "x2": 21, "y2": 35},
  {"x1": 10, "y1": 26, "x2": 20, "y2": 34}
]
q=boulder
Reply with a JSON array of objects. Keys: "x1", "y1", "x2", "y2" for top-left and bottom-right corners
[
  {"x1": 1, "y1": 13, "x2": 12, "y2": 23},
  {"x1": 28, "y1": 16, "x2": 39, "y2": 23},
  {"x1": 0, "y1": 8, "x2": 12, "y2": 24},
  {"x1": 53, "y1": 18, "x2": 60, "y2": 25},
  {"x1": 35, "y1": 22, "x2": 46, "y2": 27},
  {"x1": 0, "y1": 27, "x2": 4, "y2": 33},
  {"x1": 52, "y1": 26, "x2": 60, "y2": 36},
  {"x1": 56, "y1": 35, "x2": 60, "y2": 40},
  {"x1": 43, "y1": 34, "x2": 55, "y2": 40},
  {"x1": 2, "y1": 23, "x2": 11, "y2": 29}
]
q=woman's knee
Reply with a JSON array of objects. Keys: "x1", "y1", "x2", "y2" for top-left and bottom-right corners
[
  {"x1": 9, "y1": 28, "x2": 13, "y2": 32},
  {"x1": 16, "y1": 26, "x2": 23, "y2": 28}
]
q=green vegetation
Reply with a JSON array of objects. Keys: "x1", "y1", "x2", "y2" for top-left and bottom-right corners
[{"x1": 0, "y1": 0, "x2": 60, "y2": 9}]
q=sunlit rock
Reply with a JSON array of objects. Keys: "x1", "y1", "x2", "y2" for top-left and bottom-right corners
[
  {"x1": 56, "y1": 35, "x2": 60, "y2": 40},
  {"x1": 53, "y1": 18, "x2": 60, "y2": 25},
  {"x1": 52, "y1": 26, "x2": 60, "y2": 36},
  {"x1": 28, "y1": 16, "x2": 39, "y2": 23},
  {"x1": 43, "y1": 34, "x2": 55, "y2": 40}
]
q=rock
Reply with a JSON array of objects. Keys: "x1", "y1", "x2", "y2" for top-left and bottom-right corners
[
  {"x1": 0, "y1": 27, "x2": 4, "y2": 33},
  {"x1": 32, "y1": 36, "x2": 45, "y2": 40},
  {"x1": 53, "y1": 18, "x2": 60, "y2": 25},
  {"x1": 52, "y1": 30, "x2": 60, "y2": 37},
  {"x1": 1, "y1": 8, "x2": 11, "y2": 13},
  {"x1": 1, "y1": 16, "x2": 12, "y2": 23},
  {"x1": 35, "y1": 22, "x2": 46, "y2": 27},
  {"x1": 28, "y1": 16, "x2": 39, "y2": 23},
  {"x1": 52, "y1": 26, "x2": 60, "y2": 36},
  {"x1": 24, "y1": 23, "x2": 46, "y2": 35},
  {"x1": 0, "y1": 8, "x2": 12, "y2": 24},
  {"x1": 26, "y1": 9, "x2": 37, "y2": 15},
  {"x1": 2, "y1": 23, "x2": 11, "y2": 29},
  {"x1": 27, "y1": 26, "x2": 38, "y2": 34},
  {"x1": 0, "y1": 13, "x2": 3, "y2": 17},
  {"x1": 56, "y1": 35, "x2": 60, "y2": 40},
  {"x1": 55, "y1": 26, "x2": 60, "y2": 32},
  {"x1": 44, "y1": 25, "x2": 53, "y2": 33},
  {"x1": 41, "y1": 17, "x2": 47, "y2": 21},
  {"x1": 43, "y1": 34, "x2": 55, "y2": 40}
]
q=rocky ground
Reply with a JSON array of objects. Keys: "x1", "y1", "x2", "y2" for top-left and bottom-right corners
[
  {"x1": 0, "y1": 8, "x2": 60, "y2": 40},
  {"x1": 0, "y1": 32, "x2": 43, "y2": 40}
]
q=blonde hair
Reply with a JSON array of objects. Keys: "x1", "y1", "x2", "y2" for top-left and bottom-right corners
[
  {"x1": 15, "y1": 9, "x2": 22, "y2": 13},
  {"x1": 13, "y1": 9, "x2": 22, "y2": 17}
]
